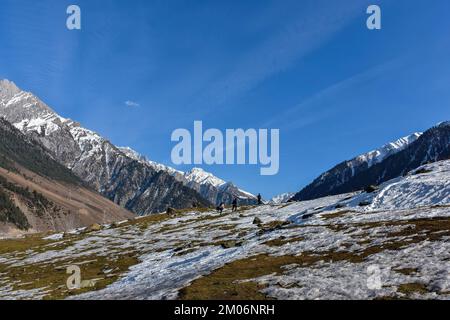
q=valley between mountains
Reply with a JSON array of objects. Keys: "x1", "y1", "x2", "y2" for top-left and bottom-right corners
[
  {"x1": 0, "y1": 79, "x2": 257, "y2": 222},
  {"x1": 0, "y1": 79, "x2": 449, "y2": 300}
]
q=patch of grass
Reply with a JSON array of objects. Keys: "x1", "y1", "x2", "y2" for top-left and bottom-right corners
[
  {"x1": 263, "y1": 236, "x2": 304, "y2": 247},
  {"x1": 357, "y1": 238, "x2": 372, "y2": 246},
  {"x1": 218, "y1": 224, "x2": 238, "y2": 231},
  {"x1": 3, "y1": 251, "x2": 139, "y2": 300},
  {"x1": 397, "y1": 283, "x2": 429, "y2": 296},
  {"x1": 329, "y1": 218, "x2": 449, "y2": 262},
  {"x1": 0, "y1": 231, "x2": 97, "y2": 267},
  {"x1": 0, "y1": 235, "x2": 51, "y2": 255},
  {"x1": 430, "y1": 204, "x2": 450, "y2": 209},
  {"x1": 178, "y1": 250, "x2": 364, "y2": 300},
  {"x1": 179, "y1": 254, "x2": 288, "y2": 300},
  {"x1": 171, "y1": 207, "x2": 212, "y2": 214},
  {"x1": 322, "y1": 210, "x2": 354, "y2": 221},
  {"x1": 328, "y1": 217, "x2": 450, "y2": 240},
  {"x1": 120, "y1": 212, "x2": 176, "y2": 233},
  {"x1": 412, "y1": 168, "x2": 433, "y2": 175},
  {"x1": 155, "y1": 213, "x2": 224, "y2": 234},
  {"x1": 394, "y1": 268, "x2": 419, "y2": 276},
  {"x1": 386, "y1": 218, "x2": 450, "y2": 241},
  {"x1": 158, "y1": 223, "x2": 190, "y2": 234},
  {"x1": 180, "y1": 214, "x2": 450, "y2": 300},
  {"x1": 174, "y1": 247, "x2": 199, "y2": 256},
  {"x1": 258, "y1": 220, "x2": 289, "y2": 234},
  {"x1": 192, "y1": 212, "x2": 229, "y2": 223}
]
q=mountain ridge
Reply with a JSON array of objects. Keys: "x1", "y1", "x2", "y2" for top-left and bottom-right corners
[
  {"x1": 0, "y1": 79, "x2": 256, "y2": 212},
  {"x1": 292, "y1": 123, "x2": 450, "y2": 201},
  {"x1": 118, "y1": 146, "x2": 257, "y2": 205},
  {"x1": 0, "y1": 79, "x2": 212, "y2": 214},
  {"x1": 0, "y1": 118, "x2": 134, "y2": 235}
]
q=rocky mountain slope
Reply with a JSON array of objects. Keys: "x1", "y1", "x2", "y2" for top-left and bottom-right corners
[
  {"x1": 0, "y1": 118, "x2": 134, "y2": 236},
  {"x1": 119, "y1": 147, "x2": 257, "y2": 206},
  {"x1": 269, "y1": 192, "x2": 295, "y2": 204},
  {"x1": 0, "y1": 79, "x2": 211, "y2": 214},
  {"x1": 1, "y1": 160, "x2": 448, "y2": 300},
  {"x1": 292, "y1": 124, "x2": 449, "y2": 201}
]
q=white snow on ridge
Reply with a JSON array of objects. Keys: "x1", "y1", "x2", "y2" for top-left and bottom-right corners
[
  {"x1": 118, "y1": 146, "x2": 149, "y2": 163},
  {"x1": 118, "y1": 146, "x2": 182, "y2": 175},
  {"x1": 437, "y1": 121, "x2": 450, "y2": 128},
  {"x1": 0, "y1": 79, "x2": 21, "y2": 100},
  {"x1": 119, "y1": 147, "x2": 225, "y2": 186},
  {"x1": 354, "y1": 132, "x2": 422, "y2": 168},
  {"x1": 234, "y1": 187, "x2": 258, "y2": 199},
  {"x1": 184, "y1": 167, "x2": 226, "y2": 188},
  {"x1": 269, "y1": 192, "x2": 295, "y2": 204},
  {"x1": 313, "y1": 131, "x2": 424, "y2": 186},
  {"x1": 119, "y1": 146, "x2": 255, "y2": 198}
]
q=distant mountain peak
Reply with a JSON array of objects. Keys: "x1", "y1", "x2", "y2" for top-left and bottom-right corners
[
  {"x1": 188, "y1": 167, "x2": 205, "y2": 173},
  {"x1": 437, "y1": 121, "x2": 450, "y2": 128},
  {"x1": 118, "y1": 146, "x2": 256, "y2": 204},
  {"x1": 269, "y1": 192, "x2": 295, "y2": 204},
  {"x1": 293, "y1": 123, "x2": 450, "y2": 202},
  {"x1": 354, "y1": 132, "x2": 422, "y2": 168},
  {"x1": 118, "y1": 146, "x2": 150, "y2": 163},
  {"x1": 0, "y1": 79, "x2": 20, "y2": 97},
  {"x1": 184, "y1": 167, "x2": 226, "y2": 188}
]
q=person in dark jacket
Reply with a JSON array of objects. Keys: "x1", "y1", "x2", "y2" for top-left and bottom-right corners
[
  {"x1": 216, "y1": 202, "x2": 225, "y2": 213},
  {"x1": 257, "y1": 193, "x2": 262, "y2": 205},
  {"x1": 232, "y1": 198, "x2": 238, "y2": 212}
]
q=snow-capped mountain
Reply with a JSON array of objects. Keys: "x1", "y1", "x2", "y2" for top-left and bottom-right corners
[
  {"x1": 0, "y1": 79, "x2": 255, "y2": 212},
  {"x1": 292, "y1": 124, "x2": 449, "y2": 201},
  {"x1": 182, "y1": 168, "x2": 257, "y2": 205},
  {"x1": 0, "y1": 79, "x2": 211, "y2": 214},
  {"x1": 353, "y1": 133, "x2": 422, "y2": 168},
  {"x1": 184, "y1": 167, "x2": 225, "y2": 187},
  {"x1": 118, "y1": 146, "x2": 182, "y2": 177},
  {"x1": 118, "y1": 146, "x2": 150, "y2": 164},
  {"x1": 0, "y1": 118, "x2": 134, "y2": 235},
  {"x1": 119, "y1": 146, "x2": 257, "y2": 205},
  {"x1": 269, "y1": 192, "x2": 295, "y2": 204}
]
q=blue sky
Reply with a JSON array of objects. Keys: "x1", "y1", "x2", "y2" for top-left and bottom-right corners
[{"x1": 1, "y1": 0, "x2": 450, "y2": 198}]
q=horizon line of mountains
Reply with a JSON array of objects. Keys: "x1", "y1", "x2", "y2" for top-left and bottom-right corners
[{"x1": 1, "y1": 78, "x2": 449, "y2": 233}]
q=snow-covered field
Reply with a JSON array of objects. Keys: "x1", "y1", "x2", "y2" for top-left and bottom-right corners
[{"x1": 0, "y1": 160, "x2": 449, "y2": 300}]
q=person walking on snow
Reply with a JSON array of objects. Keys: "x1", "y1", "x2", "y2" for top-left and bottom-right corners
[
  {"x1": 232, "y1": 198, "x2": 238, "y2": 212},
  {"x1": 217, "y1": 202, "x2": 225, "y2": 213},
  {"x1": 257, "y1": 193, "x2": 262, "y2": 205}
]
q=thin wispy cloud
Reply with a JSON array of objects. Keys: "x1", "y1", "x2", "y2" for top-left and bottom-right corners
[
  {"x1": 189, "y1": 0, "x2": 363, "y2": 115},
  {"x1": 125, "y1": 100, "x2": 140, "y2": 107},
  {"x1": 262, "y1": 59, "x2": 403, "y2": 132}
]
